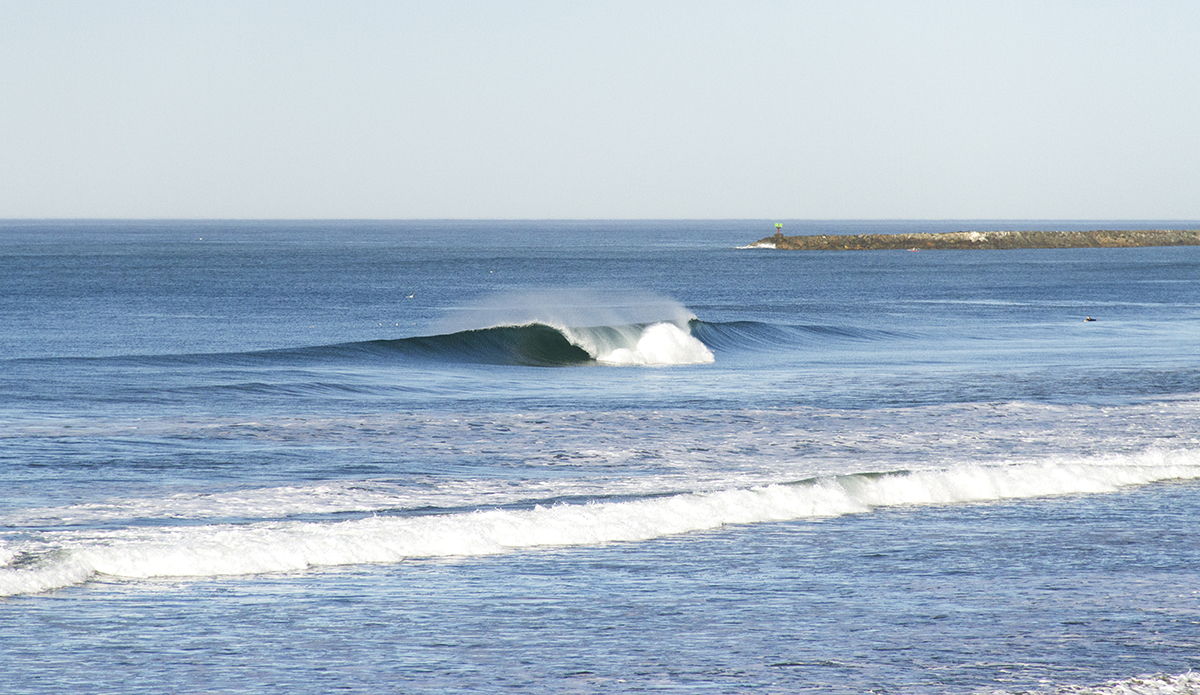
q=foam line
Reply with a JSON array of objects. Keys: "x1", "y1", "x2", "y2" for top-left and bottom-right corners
[
  {"x1": 2, "y1": 451, "x2": 1198, "y2": 596},
  {"x1": 1048, "y1": 672, "x2": 1200, "y2": 695}
]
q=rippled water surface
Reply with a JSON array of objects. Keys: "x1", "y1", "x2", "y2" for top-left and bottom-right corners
[{"x1": 2, "y1": 220, "x2": 1199, "y2": 693}]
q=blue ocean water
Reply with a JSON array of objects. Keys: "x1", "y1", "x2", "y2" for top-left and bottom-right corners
[{"x1": 2, "y1": 220, "x2": 1199, "y2": 694}]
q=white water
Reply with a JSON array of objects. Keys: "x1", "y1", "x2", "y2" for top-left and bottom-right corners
[
  {"x1": 1049, "y1": 672, "x2": 1200, "y2": 695},
  {"x1": 568, "y1": 321, "x2": 714, "y2": 365},
  {"x1": 4, "y1": 449, "x2": 1196, "y2": 597}
]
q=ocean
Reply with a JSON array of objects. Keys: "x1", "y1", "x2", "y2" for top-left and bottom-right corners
[{"x1": 1, "y1": 219, "x2": 1198, "y2": 694}]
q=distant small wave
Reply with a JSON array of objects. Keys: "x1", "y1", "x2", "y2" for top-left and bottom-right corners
[
  {"x1": 3, "y1": 447, "x2": 1197, "y2": 597},
  {"x1": 690, "y1": 320, "x2": 902, "y2": 353}
]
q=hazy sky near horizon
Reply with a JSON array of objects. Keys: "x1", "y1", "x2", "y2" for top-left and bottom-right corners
[{"x1": 3, "y1": 1, "x2": 1199, "y2": 219}]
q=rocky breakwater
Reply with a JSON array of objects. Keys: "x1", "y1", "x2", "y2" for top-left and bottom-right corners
[{"x1": 755, "y1": 229, "x2": 1200, "y2": 250}]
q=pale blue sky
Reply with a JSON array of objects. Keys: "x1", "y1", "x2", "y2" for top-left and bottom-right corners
[{"x1": 2, "y1": 1, "x2": 1198, "y2": 219}]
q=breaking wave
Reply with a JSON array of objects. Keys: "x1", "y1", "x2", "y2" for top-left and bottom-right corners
[
  {"x1": 421, "y1": 288, "x2": 714, "y2": 365},
  {"x1": 368, "y1": 320, "x2": 714, "y2": 367},
  {"x1": 3, "y1": 448, "x2": 1197, "y2": 597},
  {"x1": 1039, "y1": 672, "x2": 1200, "y2": 695}
]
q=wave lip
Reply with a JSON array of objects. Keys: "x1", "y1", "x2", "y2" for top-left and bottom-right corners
[{"x1": 2, "y1": 449, "x2": 1197, "y2": 597}]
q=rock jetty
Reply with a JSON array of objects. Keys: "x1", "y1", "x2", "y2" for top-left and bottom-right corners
[{"x1": 755, "y1": 229, "x2": 1200, "y2": 251}]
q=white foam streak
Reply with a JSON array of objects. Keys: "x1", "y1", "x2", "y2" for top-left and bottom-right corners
[
  {"x1": 0, "y1": 542, "x2": 15, "y2": 567},
  {"x1": 3, "y1": 451, "x2": 1198, "y2": 596},
  {"x1": 1042, "y1": 672, "x2": 1200, "y2": 695}
]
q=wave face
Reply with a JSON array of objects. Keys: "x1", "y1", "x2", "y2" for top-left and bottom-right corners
[
  {"x1": 3, "y1": 449, "x2": 1197, "y2": 597},
  {"x1": 374, "y1": 323, "x2": 596, "y2": 367}
]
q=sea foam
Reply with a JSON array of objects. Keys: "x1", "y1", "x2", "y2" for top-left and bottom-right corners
[
  {"x1": 2, "y1": 449, "x2": 1197, "y2": 597},
  {"x1": 1043, "y1": 672, "x2": 1200, "y2": 695},
  {"x1": 569, "y1": 322, "x2": 714, "y2": 365}
]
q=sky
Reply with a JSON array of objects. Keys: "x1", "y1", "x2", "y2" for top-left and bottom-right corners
[{"x1": 2, "y1": 1, "x2": 1199, "y2": 219}]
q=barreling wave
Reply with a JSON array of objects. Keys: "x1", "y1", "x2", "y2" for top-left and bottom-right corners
[
  {"x1": 265, "y1": 319, "x2": 883, "y2": 367},
  {"x1": 406, "y1": 288, "x2": 713, "y2": 366},
  {"x1": 3, "y1": 448, "x2": 1198, "y2": 597},
  {"x1": 370, "y1": 320, "x2": 715, "y2": 367}
]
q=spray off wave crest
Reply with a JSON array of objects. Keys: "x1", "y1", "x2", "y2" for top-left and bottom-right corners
[{"x1": 3, "y1": 448, "x2": 1198, "y2": 597}]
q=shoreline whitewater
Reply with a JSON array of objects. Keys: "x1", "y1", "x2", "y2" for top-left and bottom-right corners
[{"x1": 753, "y1": 229, "x2": 1200, "y2": 250}]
